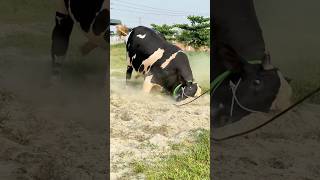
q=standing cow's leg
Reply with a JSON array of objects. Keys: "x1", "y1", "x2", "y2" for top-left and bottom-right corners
[
  {"x1": 126, "y1": 65, "x2": 133, "y2": 83},
  {"x1": 51, "y1": 0, "x2": 74, "y2": 78}
]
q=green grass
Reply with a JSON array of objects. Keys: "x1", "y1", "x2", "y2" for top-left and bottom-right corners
[
  {"x1": 110, "y1": 43, "x2": 127, "y2": 69},
  {"x1": 132, "y1": 130, "x2": 210, "y2": 180}
]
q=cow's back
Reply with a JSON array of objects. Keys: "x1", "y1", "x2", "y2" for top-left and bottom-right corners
[
  {"x1": 127, "y1": 26, "x2": 181, "y2": 71},
  {"x1": 127, "y1": 26, "x2": 167, "y2": 54}
]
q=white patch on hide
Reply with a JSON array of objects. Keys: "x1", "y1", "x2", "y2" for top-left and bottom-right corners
[
  {"x1": 137, "y1": 34, "x2": 146, "y2": 39},
  {"x1": 139, "y1": 48, "x2": 164, "y2": 74},
  {"x1": 160, "y1": 50, "x2": 182, "y2": 69}
]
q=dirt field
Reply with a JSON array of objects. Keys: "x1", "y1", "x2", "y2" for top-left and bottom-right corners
[
  {"x1": 213, "y1": 103, "x2": 320, "y2": 179},
  {"x1": 110, "y1": 45, "x2": 210, "y2": 179},
  {"x1": 2, "y1": 1, "x2": 320, "y2": 180}
]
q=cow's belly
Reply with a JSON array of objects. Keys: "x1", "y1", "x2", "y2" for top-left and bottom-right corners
[
  {"x1": 67, "y1": 0, "x2": 108, "y2": 48},
  {"x1": 82, "y1": 0, "x2": 108, "y2": 48}
]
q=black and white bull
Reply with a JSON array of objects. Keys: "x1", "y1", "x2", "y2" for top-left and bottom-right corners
[
  {"x1": 121, "y1": 26, "x2": 201, "y2": 101},
  {"x1": 51, "y1": 0, "x2": 109, "y2": 75},
  {"x1": 212, "y1": 0, "x2": 292, "y2": 128}
]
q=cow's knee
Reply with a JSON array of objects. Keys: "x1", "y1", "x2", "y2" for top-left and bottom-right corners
[
  {"x1": 126, "y1": 66, "x2": 134, "y2": 85},
  {"x1": 143, "y1": 75, "x2": 155, "y2": 93}
]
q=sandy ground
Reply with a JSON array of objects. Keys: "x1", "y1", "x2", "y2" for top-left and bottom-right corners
[
  {"x1": 0, "y1": 23, "x2": 108, "y2": 179},
  {"x1": 110, "y1": 71, "x2": 210, "y2": 179},
  {"x1": 213, "y1": 103, "x2": 320, "y2": 180},
  {"x1": 3, "y1": 21, "x2": 319, "y2": 180}
]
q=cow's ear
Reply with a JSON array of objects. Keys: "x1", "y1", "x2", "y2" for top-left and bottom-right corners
[{"x1": 218, "y1": 44, "x2": 246, "y2": 72}]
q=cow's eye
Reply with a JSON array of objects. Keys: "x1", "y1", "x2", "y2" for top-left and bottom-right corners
[{"x1": 254, "y1": 79, "x2": 261, "y2": 85}]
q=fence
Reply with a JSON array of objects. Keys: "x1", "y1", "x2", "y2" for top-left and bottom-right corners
[{"x1": 110, "y1": 35, "x2": 124, "y2": 45}]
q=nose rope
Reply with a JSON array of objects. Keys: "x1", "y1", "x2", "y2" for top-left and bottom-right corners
[
  {"x1": 176, "y1": 71, "x2": 231, "y2": 106},
  {"x1": 229, "y1": 78, "x2": 261, "y2": 116},
  {"x1": 213, "y1": 86, "x2": 320, "y2": 142},
  {"x1": 181, "y1": 86, "x2": 192, "y2": 98},
  {"x1": 177, "y1": 61, "x2": 262, "y2": 106}
]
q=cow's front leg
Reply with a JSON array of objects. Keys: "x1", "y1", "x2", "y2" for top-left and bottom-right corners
[
  {"x1": 126, "y1": 65, "x2": 133, "y2": 84},
  {"x1": 51, "y1": 9, "x2": 74, "y2": 78},
  {"x1": 143, "y1": 75, "x2": 156, "y2": 93}
]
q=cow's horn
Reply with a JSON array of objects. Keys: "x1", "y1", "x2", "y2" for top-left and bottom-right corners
[{"x1": 262, "y1": 52, "x2": 274, "y2": 70}]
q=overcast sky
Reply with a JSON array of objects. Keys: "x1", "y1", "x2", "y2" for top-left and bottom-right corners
[{"x1": 110, "y1": 0, "x2": 210, "y2": 30}]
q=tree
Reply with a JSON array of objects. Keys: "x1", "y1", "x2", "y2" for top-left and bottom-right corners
[
  {"x1": 150, "y1": 24, "x2": 177, "y2": 41},
  {"x1": 175, "y1": 16, "x2": 210, "y2": 49}
]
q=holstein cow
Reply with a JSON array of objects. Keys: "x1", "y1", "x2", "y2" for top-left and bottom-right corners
[
  {"x1": 117, "y1": 25, "x2": 201, "y2": 102},
  {"x1": 51, "y1": 0, "x2": 109, "y2": 76},
  {"x1": 212, "y1": 0, "x2": 292, "y2": 128}
]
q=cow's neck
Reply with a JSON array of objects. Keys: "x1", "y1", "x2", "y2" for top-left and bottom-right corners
[{"x1": 212, "y1": 59, "x2": 228, "y2": 79}]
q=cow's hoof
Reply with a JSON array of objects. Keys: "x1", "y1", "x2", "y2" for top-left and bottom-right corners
[{"x1": 49, "y1": 72, "x2": 62, "y2": 86}]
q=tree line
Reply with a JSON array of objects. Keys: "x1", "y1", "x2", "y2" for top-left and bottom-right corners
[{"x1": 151, "y1": 16, "x2": 210, "y2": 50}]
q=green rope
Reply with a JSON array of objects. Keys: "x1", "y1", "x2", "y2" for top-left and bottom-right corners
[
  {"x1": 248, "y1": 60, "x2": 263, "y2": 65},
  {"x1": 173, "y1": 84, "x2": 183, "y2": 97},
  {"x1": 210, "y1": 71, "x2": 231, "y2": 92}
]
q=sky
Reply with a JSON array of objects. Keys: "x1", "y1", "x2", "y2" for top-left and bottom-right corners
[{"x1": 110, "y1": 0, "x2": 210, "y2": 31}]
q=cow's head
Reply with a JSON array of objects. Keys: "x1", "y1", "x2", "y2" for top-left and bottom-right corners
[
  {"x1": 175, "y1": 82, "x2": 202, "y2": 102},
  {"x1": 212, "y1": 45, "x2": 292, "y2": 128}
]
